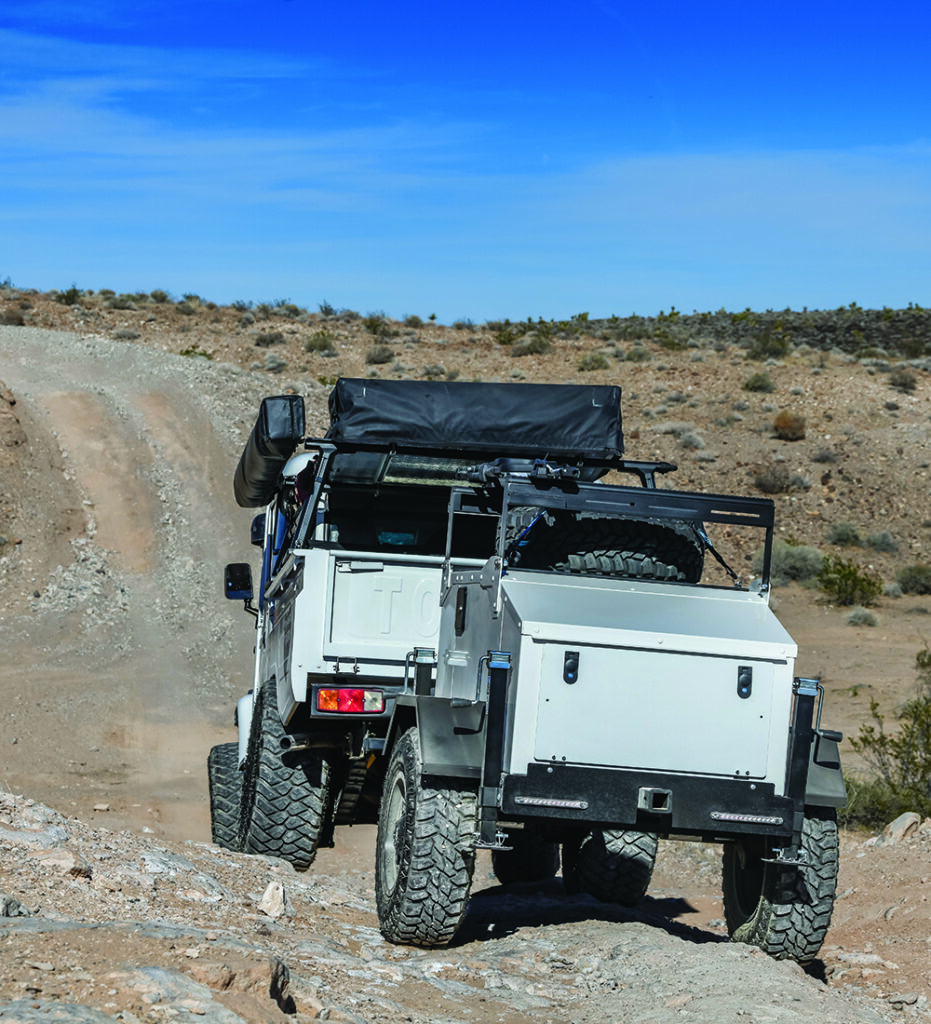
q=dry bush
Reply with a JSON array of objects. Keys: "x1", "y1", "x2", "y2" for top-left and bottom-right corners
[
  {"x1": 577, "y1": 352, "x2": 609, "y2": 372},
  {"x1": 889, "y1": 366, "x2": 917, "y2": 392},
  {"x1": 773, "y1": 409, "x2": 806, "y2": 440},
  {"x1": 750, "y1": 461, "x2": 790, "y2": 494},
  {"x1": 365, "y1": 344, "x2": 394, "y2": 365}
]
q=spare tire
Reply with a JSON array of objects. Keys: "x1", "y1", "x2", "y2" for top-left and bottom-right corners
[{"x1": 506, "y1": 509, "x2": 704, "y2": 583}]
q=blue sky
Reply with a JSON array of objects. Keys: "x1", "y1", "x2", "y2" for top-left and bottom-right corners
[{"x1": 1, "y1": 1, "x2": 930, "y2": 322}]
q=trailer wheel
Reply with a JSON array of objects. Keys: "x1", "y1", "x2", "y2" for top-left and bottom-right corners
[
  {"x1": 506, "y1": 510, "x2": 704, "y2": 583},
  {"x1": 565, "y1": 829, "x2": 658, "y2": 907},
  {"x1": 491, "y1": 827, "x2": 560, "y2": 885},
  {"x1": 237, "y1": 680, "x2": 334, "y2": 871},
  {"x1": 722, "y1": 809, "x2": 838, "y2": 963},
  {"x1": 376, "y1": 728, "x2": 477, "y2": 947},
  {"x1": 207, "y1": 742, "x2": 242, "y2": 851}
]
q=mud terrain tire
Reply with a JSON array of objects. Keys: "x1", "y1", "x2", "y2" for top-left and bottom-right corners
[
  {"x1": 506, "y1": 510, "x2": 704, "y2": 582},
  {"x1": 492, "y1": 827, "x2": 560, "y2": 885},
  {"x1": 238, "y1": 680, "x2": 333, "y2": 871},
  {"x1": 207, "y1": 742, "x2": 242, "y2": 851},
  {"x1": 565, "y1": 829, "x2": 658, "y2": 907},
  {"x1": 376, "y1": 729, "x2": 477, "y2": 947},
  {"x1": 722, "y1": 809, "x2": 838, "y2": 964}
]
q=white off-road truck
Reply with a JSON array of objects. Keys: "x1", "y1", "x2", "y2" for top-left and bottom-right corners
[{"x1": 212, "y1": 379, "x2": 845, "y2": 962}]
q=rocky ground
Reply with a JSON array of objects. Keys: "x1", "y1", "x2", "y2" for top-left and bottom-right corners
[{"x1": 0, "y1": 286, "x2": 930, "y2": 1022}]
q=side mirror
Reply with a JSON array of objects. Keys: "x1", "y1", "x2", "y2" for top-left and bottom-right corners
[
  {"x1": 250, "y1": 512, "x2": 266, "y2": 547},
  {"x1": 224, "y1": 562, "x2": 254, "y2": 601}
]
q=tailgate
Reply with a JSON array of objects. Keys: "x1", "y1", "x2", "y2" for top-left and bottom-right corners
[{"x1": 324, "y1": 555, "x2": 444, "y2": 660}]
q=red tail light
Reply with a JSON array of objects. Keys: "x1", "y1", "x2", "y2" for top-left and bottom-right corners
[{"x1": 316, "y1": 688, "x2": 385, "y2": 713}]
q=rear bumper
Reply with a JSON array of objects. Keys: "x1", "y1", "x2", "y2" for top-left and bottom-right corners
[{"x1": 501, "y1": 762, "x2": 799, "y2": 841}]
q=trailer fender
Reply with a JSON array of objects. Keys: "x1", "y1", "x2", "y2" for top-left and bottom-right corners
[
  {"x1": 385, "y1": 694, "x2": 485, "y2": 781},
  {"x1": 805, "y1": 731, "x2": 847, "y2": 808}
]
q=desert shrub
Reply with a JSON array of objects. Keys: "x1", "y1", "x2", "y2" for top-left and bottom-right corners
[
  {"x1": 363, "y1": 313, "x2": 389, "y2": 336},
  {"x1": 511, "y1": 334, "x2": 551, "y2": 357},
  {"x1": 304, "y1": 330, "x2": 335, "y2": 353},
  {"x1": 839, "y1": 776, "x2": 916, "y2": 830},
  {"x1": 866, "y1": 530, "x2": 899, "y2": 553},
  {"x1": 747, "y1": 326, "x2": 791, "y2": 360},
  {"x1": 150, "y1": 289, "x2": 170, "y2": 304},
  {"x1": 751, "y1": 461, "x2": 790, "y2": 494},
  {"x1": 263, "y1": 352, "x2": 287, "y2": 372},
  {"x1": 452, "y1": 319, "x2": 474, "y2": 330},
  {"x1": 106, "y1": 294, "x2": 136, "y2": 310},
  {"x1": 789, "y1": 473, "x2": 812, "y2": 491},
  {"x1": 318, "y1": 299, "x2": 336, "y2": 317},
  {"x1": 743, "y1": 370, "x2": 775, "y2": 393},
  {"x1": 620, "y1": 344, "x2": 650, "y2": 362},
  {"x1": 757, "y1": 540, "x2": 823, "y2": 585},
  {"x1": 231, "y1": 299, "x2": 253, "y2": 312},
  {"x1": 179, "y1": 345, "x2": 213, "y2": 359},
  {"x1": 818, "y1": 553, "x2": 882, "y2": 606},
  {"x1": 112, "y1": 328, "x2": 140, "y2": 340},
  {"x1": 773, "y1": 409, "x2": 806, "y2": 440},
  {"x1": 175, "y1": 301, "x2": 197, "y2": 316},
  {"x1": 896, "y1": 563, "x2": 931, "y2": 594},
  {"x1": 422, "y1": 363, "x2": 446, "y2": 379},
  {"x1": 0, "y1": 308, "x2": 25, "y2": 326},
  {"x1": 652, "y1": 326, "x2": 688, "y2": 351},
  {"x1": 826, "y1": 521, "x2": 862, "y2": 547},
  {"x1": 889, "y1": 365, "x2": 917, "y2": 392},
  {"x1": 255, "y1": 331, "x2": 285, "y2": 347},
  {"x1": 843, "y1": 647, "x2": 931, "y2": 825},
  {"x1": 403, "y1": 314, "x2": 424, "y2": 328},
  {"x1": 577, "y1": 352, "x2": 609, "y2": 372},
  {"x1": 847, "y1": 606, "x2": 878, "y2": 627},
  {"x1": 678, "y1": 430, "x2": 704, "y2": 450},
  {"x1": 56, "y1": 285, "x2": 82, "y2": 305},
  {"x1": 365, "y1": 344, "x2": 394, "y2": 365},
  {"x1": 653, "y1": 421, "x2": 693, "y2": 438}
]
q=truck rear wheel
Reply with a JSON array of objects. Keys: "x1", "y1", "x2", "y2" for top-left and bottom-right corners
[
  {"x1": 565, "y1": 829, "x2": 658, "y2": 907},
  {"x1": 491, "y1": 827, "x2": 560, "y2": 885},
  {"x1": 207, "y1": 742, "x2": 242, "y2": 851},
  {"x1": 722, "y1": 809, "x2": 838, "y2": 963},
  {"x1": 376, "y1": 728, "x2": 477, "y2": 947},
  {"x1": 237, "y1": 680, "x2": 333, "y2": 871}
]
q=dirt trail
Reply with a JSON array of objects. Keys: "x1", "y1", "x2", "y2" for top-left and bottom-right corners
[{"x1": 0, "y1": 328, "x2": 271, "y2": 838}]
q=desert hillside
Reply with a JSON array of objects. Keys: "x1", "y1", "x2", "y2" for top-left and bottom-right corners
[{"x1": 1, "y1": 284, "x2": 930, "y2": 1022}]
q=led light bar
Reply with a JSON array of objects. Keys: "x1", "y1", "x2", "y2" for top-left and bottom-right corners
[
  {"x1": 514, "y1": 796, "x2": 589, "y2": 810},
  {"x1": 710, "y1": 811, "x2": 784, "y2": 826},
  {"x1": 316, "y1": 688, "x2": 385, "y2": 714}
]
